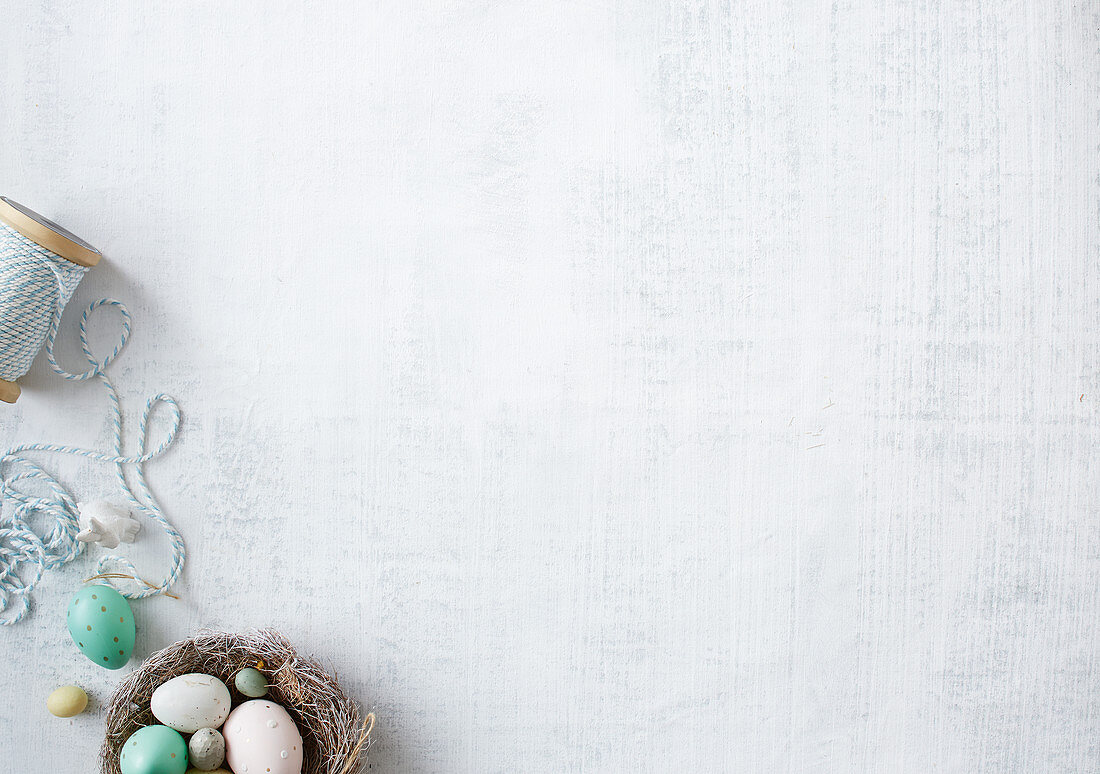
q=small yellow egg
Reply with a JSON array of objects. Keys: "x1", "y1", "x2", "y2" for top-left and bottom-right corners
[{"x1": 47, "y1": 685, "x2": 88, "y2": 718}]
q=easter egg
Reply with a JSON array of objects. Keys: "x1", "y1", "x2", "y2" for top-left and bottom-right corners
[
  {"x1": 234, "y1": 667, "x2": 268, "y2": 698},
  {"x1": 119, "y1": 724, "x2": 188, "y2": 774},
  {"x1": 187, "y1": 728, "x2": 225, "y2": 771},
  {"x1": 66, "y1": 585, "x2": 135, "y2": 669},
  {"x1": 224, "y1": 700, "x2": 304, "y2": 774},
  {"x1": 46, "y1": 685, "x2": 88, "y2": 717},
  {"x1": 151, "y1": 673, "x2": 232, "y2": 733}
]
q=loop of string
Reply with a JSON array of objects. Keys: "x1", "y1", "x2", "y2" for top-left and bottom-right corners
[{"x1": 0, "y1": 297, "x2": 184, "y2": 625}]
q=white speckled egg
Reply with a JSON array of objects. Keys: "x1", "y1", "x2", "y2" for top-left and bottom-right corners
[
  {"x1": 151, "y1": 674, "x2": 232, "y2": 733},
  {"x1": 223, "y1": 700, "x2": 303, "y2": 774}
]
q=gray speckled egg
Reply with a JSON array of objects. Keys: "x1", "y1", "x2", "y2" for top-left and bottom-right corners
[{"x1": 187, "y1": 728, "x2": 225, "y2": 771}]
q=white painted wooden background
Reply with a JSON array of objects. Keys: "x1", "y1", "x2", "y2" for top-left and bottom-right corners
[{"x1": 1, "y1": 1, "x2": 1097, "y2": 772}]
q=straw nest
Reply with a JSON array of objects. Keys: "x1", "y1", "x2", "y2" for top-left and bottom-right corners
[{"x1": 100, "y1": 629, "x2": 372, "y2": 774}]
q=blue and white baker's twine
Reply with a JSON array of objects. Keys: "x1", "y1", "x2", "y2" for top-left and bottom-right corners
[{"x1": 0, "y1": 220, "x2": 184, "y2": 625}]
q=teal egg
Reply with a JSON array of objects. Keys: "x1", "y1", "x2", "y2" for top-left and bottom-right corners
[
  {"x1": 119, "y1": 725, "x2": 188, "y2": 774},
  {"x1": 65, "y1": 584, "x2": 135, "y2": 669},
  {"x1": 234, "y1": 667, "x2": 269, "y2": 698}
]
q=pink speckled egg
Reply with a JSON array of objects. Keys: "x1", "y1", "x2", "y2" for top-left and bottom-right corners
[{"x1": 223, "y1": 700, "x2": 303, "y2": 774}]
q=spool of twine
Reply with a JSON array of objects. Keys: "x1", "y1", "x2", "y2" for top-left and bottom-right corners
[{"x1": 0, "y1": 197, "x2": 101, "y2": 403}]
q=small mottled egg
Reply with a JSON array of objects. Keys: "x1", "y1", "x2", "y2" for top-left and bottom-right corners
[
  {"x1": 187, "y1": 727, "x2": 225, "y2": 771},
  {"x1": 151, "y1": 673, "x2": 232, "y2": 733},
  {"x1": 119, "y1": 724, "x2": 188, "y2": 774},
  {"x1": 66, "y1": 584, "x2": 135, "y2": 669},
  {"x1": 224, "y1": 700, "x2": 304, "y2": 774},
  {"x1": 47, "y1": 685, "x2": 88, "y2": 717},
  {"x1": 234, "y1": 667, "x2": 269, "y2": 698}
]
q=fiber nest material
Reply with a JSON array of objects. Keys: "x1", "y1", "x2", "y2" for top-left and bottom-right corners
[{"x1": 100, "y1": 629, "x2": 372, "y2": 774}]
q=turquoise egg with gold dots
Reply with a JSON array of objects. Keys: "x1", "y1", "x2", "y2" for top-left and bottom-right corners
[
  {"x1": 119, "y1": 724, "x2": 188, "y2": 774},
  {"x1": 66, "y1": 584, "x2": 135, "y2": 669}
]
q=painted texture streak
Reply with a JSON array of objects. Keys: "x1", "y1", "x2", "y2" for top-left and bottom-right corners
[{"x1": 0, "y1": 1, "x2": 1097, "y2": 772}]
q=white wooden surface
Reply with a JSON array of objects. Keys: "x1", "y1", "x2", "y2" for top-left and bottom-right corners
[{"x1": 1, "y1": 1, "x2": 1097, "y2": 772}]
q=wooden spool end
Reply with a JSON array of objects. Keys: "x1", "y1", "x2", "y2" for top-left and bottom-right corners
[
  {"x1": 0, "y1": 197, "x2": 102, "y2": 402},
  {"x1": 0, "y1": 197, "x2": 102, "y2": 267},
  {"x1": 0, "y1": 379, "x2": 21, "y2": 404},
  {"x1": 0, "y1": 380, "x2": 19, "y2": 404}
]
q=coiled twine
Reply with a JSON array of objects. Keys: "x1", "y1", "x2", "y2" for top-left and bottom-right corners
[{"x1": 0, "y1": 198, "x2": 184, "y2": 624}]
